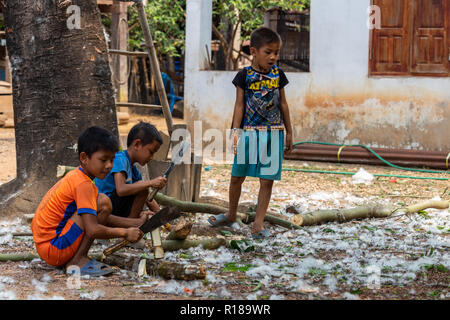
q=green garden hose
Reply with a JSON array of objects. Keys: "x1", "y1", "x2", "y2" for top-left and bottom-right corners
[{"x1": 282, "y1": 141, "x2": 449, "y2": 181}]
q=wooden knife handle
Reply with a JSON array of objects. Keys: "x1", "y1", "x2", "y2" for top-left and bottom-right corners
[{"x1": 103, "y1": 239, "x2": 130, "y2": 257}]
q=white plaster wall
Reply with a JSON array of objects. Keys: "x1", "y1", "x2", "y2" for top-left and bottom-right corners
[{"x1": 184, "y1": 0, "x2": 450, "y2": 151}]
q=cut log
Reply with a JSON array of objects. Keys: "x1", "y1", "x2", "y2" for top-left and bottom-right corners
[
  {"x1": 162, "y1": 238, "x2": 226, "y2": 251},
  {"x1": 116, "y1": 111, "x2": 129, "y2": 125},
  {"x1": 0, "y1": 253, "x2": 39, "y2": 262},
  {"x1": 166, "y1": 220, "x2": 193, "y2": 240},
  {"x1": 100, "y1": 252, "x2": 205, "y2": 280},
  {"x1": 199, "y1": 196, "x2": 280, "y2": 217},
  {"x1": 154, "y1": 193, "x2": 227, "y2": 214},
  {"x1": 290, "y1": 199, "x2": 450, "y2": 226},
  {"x1": 151, "y1": 228, "x2": 164, "y2": 259},
  {"x1": 152, "y1": 260, "x2": 206, "y2": 281}
]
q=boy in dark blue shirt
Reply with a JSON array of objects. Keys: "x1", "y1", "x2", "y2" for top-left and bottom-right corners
[
  {"x1": 208, "y1": 27, "x2": 293, "y2": 240},
  {"x1": 95, "y1": 122, "x2": 167, "y2": 219}
]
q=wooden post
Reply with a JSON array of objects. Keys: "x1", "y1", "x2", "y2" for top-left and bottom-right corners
[
  {"x1": 135, "y1": 1, "x2": 174, "y2": 135},
  {"x1": 111, "y1": 0, "x2": 129, "y2": 113}
]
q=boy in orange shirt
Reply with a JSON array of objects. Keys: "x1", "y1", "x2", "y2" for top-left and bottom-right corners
[{"x1": 31, "y1": 126, "x2": 147, "y2": 276}]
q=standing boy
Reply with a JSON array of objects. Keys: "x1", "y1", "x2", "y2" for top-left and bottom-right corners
[
  {"x1": 94, "y1": 122, "x2": 167, "y2": 219},
  {"x1": 31, "y1": 126, "x2": 146, "y2": 276},
  {"x1": 208, "y1": 27, "x2": 293, "y2": 239}
]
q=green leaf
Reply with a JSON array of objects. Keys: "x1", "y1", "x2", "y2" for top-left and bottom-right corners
[
  {"x1": 350, "y1": 288, "x2": 363, "y2": 295},
  {"x1": 220, "y1": 230, "x2": 233, "y2": 237},
  {"x1": 230, "y1": 239, "x2": 255, "y2": 252},
  {"x1": 363, "y1": 226, "x2": 375, "y2": 232},
  {"x1": 222, "y1": 262, "x2": 254, "y2": 272},
  {"x1": 418, "y1": 210, "x2": 431, "y2": 219}
]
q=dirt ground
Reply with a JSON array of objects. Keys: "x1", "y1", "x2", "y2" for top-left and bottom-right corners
[{"x1": 0, "y1": 114, "x2": 449, "y2": 301}]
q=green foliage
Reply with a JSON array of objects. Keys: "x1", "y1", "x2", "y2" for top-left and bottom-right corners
[
  {"x1": 213, "y1": 0, "x2": 310, "y2": 42},
  {"x1": 128, "y1": 0, "x2": 186, "y2": 56},
  {"x1": 122, "y1": 0, "x2": 309, "y2": 59}
]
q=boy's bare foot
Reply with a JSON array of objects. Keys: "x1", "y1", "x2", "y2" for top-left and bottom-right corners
[{"x1": 65, "y1": 255, "x2": 91, "y2": 270}]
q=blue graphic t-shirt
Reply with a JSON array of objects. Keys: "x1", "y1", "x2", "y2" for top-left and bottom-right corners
[
  {"x1": 94, "y1": 150, "x2": 143, "y2": 196},
  {"x1": 232, "y1": 65, "x2": 289, "y2": 129}
]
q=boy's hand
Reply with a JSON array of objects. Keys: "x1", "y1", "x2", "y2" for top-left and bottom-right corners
[
  {"x1": 138, "y1": 211, "x2": 152, "y2": 225},
  {"x1": 125, "y1": 227, "x2": 143, "y2": 243},
  {"x1": 285, "y1": 132, "x2": 293, "y2": 153},
  {"x1": 231, "y1": 129, "x2": 241, "y2": 155},
  {"x1": 150, "y1": 176, "x2": 167, "y2": 189}
]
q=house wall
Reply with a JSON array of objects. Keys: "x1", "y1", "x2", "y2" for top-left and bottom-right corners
[{"x1": 184, "y1": 0, "x2": 450, "y2": 152}]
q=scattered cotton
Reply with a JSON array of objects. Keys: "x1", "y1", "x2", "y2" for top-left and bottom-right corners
[
  {"x1": 351, "y1": 168, "x2": 374, "y2": 185},
  {"x1": 79, "y1": 290, "x2": 105, "y2": 300}
]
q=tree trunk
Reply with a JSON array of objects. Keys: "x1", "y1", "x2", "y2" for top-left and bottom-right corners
[{"x1": 0, "y1": 0, "x2": 118, "y2": 217}]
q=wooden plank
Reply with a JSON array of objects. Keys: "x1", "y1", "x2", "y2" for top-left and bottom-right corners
[
  {"x1": 190, "y1": 154, "x2": 203, "y2": 202},
  {"x1": 152, "y1": 131, "x2": 171, "y2": 161},
  {"x1": 371, "y1": 0, "x2": 411, "y2": 75},
  {"x1": 411, "y1": 0, "x2": 449, "y2": 75},
  {"x1": 97, "y1": 0, "x2": 114, "y2": 5},
  {"x1": 108, "y1": 49, "x2": 149, "y2": 57},
  {"x1": 115, "y1": 102, "x2": 162, "y2": 110}
]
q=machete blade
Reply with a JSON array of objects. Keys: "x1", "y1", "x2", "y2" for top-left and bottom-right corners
[{"x1": 140, "y1": 206, "x2": 181, "y2": 234}]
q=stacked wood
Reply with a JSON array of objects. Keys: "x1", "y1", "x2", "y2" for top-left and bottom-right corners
[
  {"x1": 116, "y1": 111, "x2": 129, "y2": 125},
  {"x1": 0, "y1": 114, "x2": 6, "y2": 127}
]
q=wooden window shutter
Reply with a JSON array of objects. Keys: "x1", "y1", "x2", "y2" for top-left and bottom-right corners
[
  {"x1": 411, "y1": 0, "x2": 449, "y2": 75},
  {"x1": 371, "y1": 0, "x2": 411, "y2": 75}
]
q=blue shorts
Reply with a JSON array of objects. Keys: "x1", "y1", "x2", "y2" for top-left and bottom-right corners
[{"x1": 231, "y1": 130, "x2": 284, "y2": 181}]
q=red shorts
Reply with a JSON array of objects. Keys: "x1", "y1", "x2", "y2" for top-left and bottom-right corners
[{"x1": 35, "y1": 219, "x2": 84, "y2": 267}]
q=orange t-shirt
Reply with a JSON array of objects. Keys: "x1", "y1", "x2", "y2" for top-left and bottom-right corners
[{"x1": 31, "y1": 167, "x2": 98, "y2": 246}]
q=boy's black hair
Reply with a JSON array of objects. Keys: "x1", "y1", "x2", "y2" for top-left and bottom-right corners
[
  {"x1": 250, "y1": 27, "x2": 282, "y2": 49},
  {"x1": 77, "y1": 126, "x2": 119, "y2": 157},
  {"x1": 127, "y1": 122, "x2": 163, "y2": 147}
]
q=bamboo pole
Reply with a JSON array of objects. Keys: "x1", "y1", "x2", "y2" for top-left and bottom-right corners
[
  {"x1": 135, "y1": 1, "x2": 173, "y2": 135},
  {"x1": 290, "y1": 200, "x2": 450, "y2": 226},
  {"x1": 154, "y1": 193, "x2": 302, "y2": 230}
]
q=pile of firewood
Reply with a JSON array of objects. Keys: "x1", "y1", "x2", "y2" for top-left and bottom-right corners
[{"x1": 0, "y1": 113, "x2": 14, "y2": 128}]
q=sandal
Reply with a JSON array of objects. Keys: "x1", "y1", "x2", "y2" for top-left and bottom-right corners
[
  {"x1": 66, "y1": 259, "x2": 113, "y2": 277},
  {"x1": 251, "y1": 229, "x2": 271, "y2": 240},
  {"x1": 208, "y1": 213, "x2": 234, "y2": 227}
]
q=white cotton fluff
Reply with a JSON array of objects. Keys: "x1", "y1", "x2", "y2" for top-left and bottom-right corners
[
  {"x1": 79, "y1": 290, "x2": 105, "y2": 300},
  {"x1": 156, "y1": 280, "x2": 202, "y2": 295},
  {"x1": 246, "y1": 293, "x2": 258, "y2": 300},
  {"x1": 0, "y1": 283, "x2": 16, "y2": 300},
  {"x1": 309, "y1": 191, "x2": 344, "y2": 201},
  {"x1": 218, "y1": 287, "x2": 232, "y2": 298},
  {"x1": 351, "y1": 168, "x2": 374, "y2": 185},
  {"x1": 323, "y1": 276, "x2": 338, "y2": 292},
  {"x1": 31, "y1": 279, "x2": 48, "y2": 293},
  {"x1": 343, "y1": 292, "x2": 360, "y2": 300},
  {"x1": 0, "y1": 233, "x2": 13, "y2": 245},
  {"x1": 0, "y1": 276, "x2": 15, "y2": 285},
  {"x1": 269, "y1": 294, "x2": 285, "y2": 300},
  {"x1": 291, "y1": 279, "x2": 319, "y2": 293}
]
